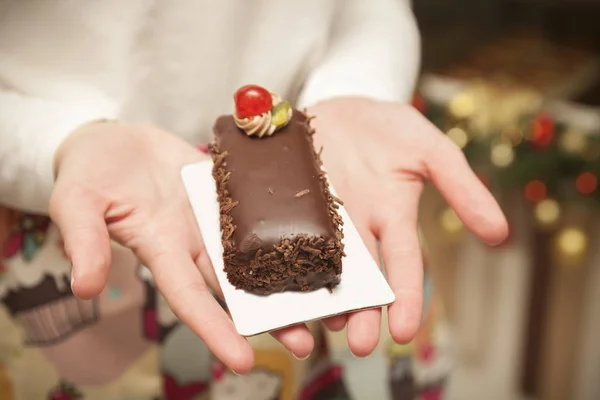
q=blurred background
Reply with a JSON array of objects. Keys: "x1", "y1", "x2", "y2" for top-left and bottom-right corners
[
  {"x1": 419, "y1": 1, "x2": 600, "y2": 399},
  {"x1": 328, "y1": 1, "x2": 600, "y2": 400},
  {"x1": 1, "y1": 1, "x2": 599, "y2": 400}
]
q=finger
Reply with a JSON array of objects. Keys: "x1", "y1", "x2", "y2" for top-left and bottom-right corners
[
  {"x1": 323, "y1": 314, "x2": 348, "y2": 332},
  {"x1": 194, "y1": 250, "x2": 223, "y2": 299},
  {"x1": 145, "y1": 244, "x2": 254, "y2": 373},
  {"x1": 49, "y1": 181, "x2": 111, "y2": 299},
  {"x1": 270, "y1": 324, "x2": 315, "y2": 360},
  {"x1": 337, "y1": 195, "x2": 380, "y2": 343},
  {"x1": 347, "y1": 308, "x2": 381, "y2": 357},
  {"x1": 196, "y1": 250, "x2": 316, "y2": 359},
  {"x1": 423, "y1": 124, "x2": 509, "y2": 244},
  {"x1": 376, "y1": 181, "x2": 424, "y2": 343}
]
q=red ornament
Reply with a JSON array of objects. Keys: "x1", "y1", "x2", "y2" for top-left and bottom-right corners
[
  {"x1": 576, "y1": 172, "x2": 598, "y2": 195},
  {"x1": 525, "y1": 180, "x2": 547, "y2": 202},
  {"x1": 412, "y1": 94, "x2": 426, "y2": 114},
  {"x1": 234, "y1": 84, "x2": 273, "y2": 118},
  {"x1": 530, "y1": 113, "x2": 555, "y2": 148}
]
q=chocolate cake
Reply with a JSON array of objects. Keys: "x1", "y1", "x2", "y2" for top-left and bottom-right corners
[{"x1": 209, "y1": 85, "x2": 344, "y2": 295}]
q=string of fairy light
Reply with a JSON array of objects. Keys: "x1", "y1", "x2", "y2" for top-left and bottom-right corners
[{"x1": 414, "y1": 83, "x2": 599, "y2": 259}]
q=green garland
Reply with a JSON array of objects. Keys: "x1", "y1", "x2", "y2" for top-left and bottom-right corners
[{"x1": 420, "y1": 98, "x2": 600, "y2": 205}]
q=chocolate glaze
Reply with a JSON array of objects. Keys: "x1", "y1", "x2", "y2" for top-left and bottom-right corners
[
  {"x1": 213, "y1": 112, "x2": 335, "y2": 252},
  {"x1": 211, "y1": 110, "x2": 344, "y2": 295}
]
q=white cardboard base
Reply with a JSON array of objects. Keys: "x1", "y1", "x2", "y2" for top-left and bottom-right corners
[{"x1": 181, "y1": 161, "x2": 394, "y2": 336}]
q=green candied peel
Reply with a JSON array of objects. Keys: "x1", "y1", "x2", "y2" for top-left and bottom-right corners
[{"x1": 271, "y1": 100, "x2": 291, "y2": 128}]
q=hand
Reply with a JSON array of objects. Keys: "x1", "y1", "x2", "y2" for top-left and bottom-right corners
[
  {"x1": 307, "y1": 97, "x2": 509, "y2": 356},
  {"x1": 50, "y1": 121, "x2": 314, "y2": 373}
]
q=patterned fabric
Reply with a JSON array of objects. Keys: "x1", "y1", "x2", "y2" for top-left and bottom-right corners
[
  {"x1": 299, "y1": 327, "x2": 353, "y2": 400},
  {"x1": 4, "y1": 214, "x2": 50, "y2": 261},
  {"x1": 0, "y1": 145, "x2": 451, "y2": 399},
  {"x1": 386, "y1": 273, "x2": 452, "y2": 400}
]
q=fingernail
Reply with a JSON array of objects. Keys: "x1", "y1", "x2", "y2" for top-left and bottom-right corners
[
  {"x1": 70, "y1": 274, "x2": 75, "y2": 289},
  {"x1": 293, "y1": 353, "x2": 311, "y2": 361},
  {"x1": 349, "y1": 349, "x2": 364, "y2": 359}
]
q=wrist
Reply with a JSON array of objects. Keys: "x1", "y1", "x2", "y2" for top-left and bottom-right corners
[{"x1": 53, "y1": 119, "x2": 119, "y2": 179}]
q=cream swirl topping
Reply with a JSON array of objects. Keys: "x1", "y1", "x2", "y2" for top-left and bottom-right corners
[
  {"x1": 234, "y1": 93, "x2": 292, "y2": 137},
  {"x1": 233, "y1": 109, "x2": 275, "y2": 137}
]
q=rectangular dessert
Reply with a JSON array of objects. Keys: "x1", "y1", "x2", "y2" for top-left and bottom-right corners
[{"x1": 209, "y1": 89, "x2": 344, "y2": 295}]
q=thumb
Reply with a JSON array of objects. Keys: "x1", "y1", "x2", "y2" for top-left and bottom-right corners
[{"x1": 49, "y1": 180, "x2": 111, "y2": 299}]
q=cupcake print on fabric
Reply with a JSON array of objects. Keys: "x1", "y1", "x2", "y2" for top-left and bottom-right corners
[
  {"x1": 412, "y1": 325, "x2": 453, "y2": 400},
  {"x1": 211, "y1": 363, "x2": 282, "y2": 400},
  {"x1": 0, "y1": 217, "x2": 98, "y2": 346},
  {"x1": 4, "y1": 214, "x2": 50, "y2": 261}
]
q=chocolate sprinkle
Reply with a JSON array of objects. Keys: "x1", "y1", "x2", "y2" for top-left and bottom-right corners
[{"x1": 295, "y1": 189, "x2": 310, "y2": 198}]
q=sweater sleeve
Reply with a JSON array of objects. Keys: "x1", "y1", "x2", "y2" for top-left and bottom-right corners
[
  {"x1": 297, "y1": 0, "x2": 421, "y2": 107},
  {"x1": 0, "y1": 91, "x2": 116, "y2": 214}
]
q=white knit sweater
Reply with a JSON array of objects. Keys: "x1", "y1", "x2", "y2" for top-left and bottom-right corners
[{"x1": 0, "y1": 0, "x2": 420, "y2": 213}]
